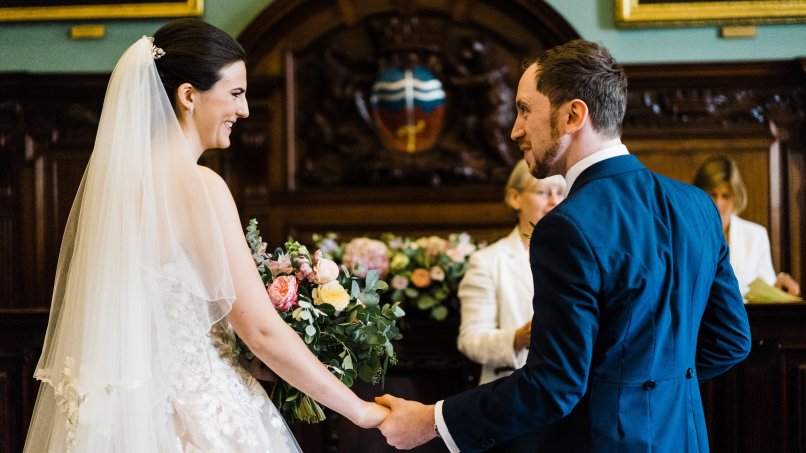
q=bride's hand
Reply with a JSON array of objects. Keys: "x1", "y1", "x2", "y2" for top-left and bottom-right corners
[{"x1": 355, "y1": 401, "x2": 390, "y2": 429}]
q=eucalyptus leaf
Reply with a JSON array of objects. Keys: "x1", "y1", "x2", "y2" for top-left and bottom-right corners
[
  {"x1": 417, "y1": 296, "x2": 437, "y2": 310},
  {"x1": 342, "y1": 355, "x2": 354, "y2": 370},
  {"x1": 359, "y1": 292, "x2": 380, "y2": 306},
  {"x1": 365, "y1": 269, "x2": 379, "y2": 291},
  {"x1": 432, "y1": 305, "x2": 449, "y2": 321}
]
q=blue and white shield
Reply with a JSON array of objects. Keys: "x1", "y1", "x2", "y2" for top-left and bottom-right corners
[{"x1": 370, "y1": 65, "x2": 446, "y2": 153}]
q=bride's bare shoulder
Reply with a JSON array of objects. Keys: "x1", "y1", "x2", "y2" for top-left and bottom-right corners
[{"x1": 194, "y1": 165, "x2": 235, "y2": 207}]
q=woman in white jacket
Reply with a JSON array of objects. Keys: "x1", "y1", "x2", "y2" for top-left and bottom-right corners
[
  {"x1": 457, "y1": 160, "x2": 565, "y2": 385},
  {"x1": 693, "y1": 156, "x2": 800, "y2": 297}
]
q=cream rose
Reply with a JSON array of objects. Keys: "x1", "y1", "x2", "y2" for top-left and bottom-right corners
[
  {"x1": 312, "y1": 257, "x2": 340, "y2": 284},
  {"x1": 312, "y1": 280, "x2": 351, "y2": 313}
]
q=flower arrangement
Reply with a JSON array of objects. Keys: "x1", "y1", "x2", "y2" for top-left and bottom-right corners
[
  {"x1": 314, "y1": 232, "x2": 480, "y2": 322},
  {"x1": 382, "y1": 233, "x2": 478, "y2": 321},
  {"x1": 240, "y1": 220, "x2": 405, "y2": 424}
]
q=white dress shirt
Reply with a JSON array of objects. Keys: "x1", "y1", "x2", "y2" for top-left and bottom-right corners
[{"x1": 564, "y1": 144, "x2": 629, "y2": 196}]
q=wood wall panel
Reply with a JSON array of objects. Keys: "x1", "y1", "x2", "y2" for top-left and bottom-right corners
[
  {"x1": 0, "y1": 370, "x2": 10, "y2": 453},
  {"x1": 0, "y1": 310, "x2": 47, "y2": 453},
  {"x1": 0, "y1": 218, "x2": 13, "y2": 309}
]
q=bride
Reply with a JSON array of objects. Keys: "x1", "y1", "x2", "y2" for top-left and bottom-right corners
[{"x1": 24, "y1": 18, "x2": 388, "y2": 452}]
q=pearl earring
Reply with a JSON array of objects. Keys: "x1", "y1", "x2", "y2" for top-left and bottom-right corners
[{"x1": 189, "y1": 106, "x2": 194, "y2": 117}]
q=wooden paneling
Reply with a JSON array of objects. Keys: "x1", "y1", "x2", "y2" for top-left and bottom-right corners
[
  {"x1": 700, "y1": 304, "x2": 806, "y2": 453},
  {"x1": 0, "y1": 310, "x2": 48, "y2": 453}
]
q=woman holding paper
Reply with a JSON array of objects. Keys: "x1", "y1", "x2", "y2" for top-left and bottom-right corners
[{"x1": 693, "y1": 156, "x2": 800, "y2": 297}]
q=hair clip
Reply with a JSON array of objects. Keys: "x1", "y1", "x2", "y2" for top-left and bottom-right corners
[{"x1": 151, "y1": 44, "x2": 165, "y2": 60}]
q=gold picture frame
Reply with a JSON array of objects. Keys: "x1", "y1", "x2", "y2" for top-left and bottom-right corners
[
  {"x1": 615, "y1": 0, "x2": 806, "y2": 28},
  {"x1": 0, "y1": 0, "x2": 202, "y2": 22}
]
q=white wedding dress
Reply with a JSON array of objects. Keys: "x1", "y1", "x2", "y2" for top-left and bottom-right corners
[
  {"x1": 24, "y1": 36, "x2": 303, "y2": 452},
  {"x1": 162, "y1": 273, "x2": 300, "y2": 452}
]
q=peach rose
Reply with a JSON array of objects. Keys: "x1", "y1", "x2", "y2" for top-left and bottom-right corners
[
  {"x1": 410, "y1": 268, "x2": 432, "y2": 288},
  {"x1": 312, "y1": 280, "x2": 351, "y2": 313},
  {"x1": 268, "y1": 275, "x2": 298, "y2": 312}
]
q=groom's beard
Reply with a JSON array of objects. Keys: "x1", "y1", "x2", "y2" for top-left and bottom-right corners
[{"x1": 531, "y1": 115, "x2": 562, "y2": 180}]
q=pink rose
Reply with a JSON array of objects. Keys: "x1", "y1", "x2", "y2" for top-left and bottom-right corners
[
  {"x1": 391, "y1": 274, "x2": 409, "y2": 290},
  {"x1": 268, "y1": 275, "x2": 299, "y2": 312},
  {"x1": 410, "y1": 268, "x2": 432, "y2": 288}
]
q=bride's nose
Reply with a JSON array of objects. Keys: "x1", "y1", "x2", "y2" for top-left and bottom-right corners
[{"x1": 237, "y1": 96, "x2": 249, "y2": 118}]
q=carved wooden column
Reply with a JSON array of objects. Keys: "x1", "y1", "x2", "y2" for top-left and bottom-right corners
[
  {"x1": 0, "y1": 77, "x2": 22, "y2": 309},
  {"x1": 766, "y1": 57, "x2": 806, "y2": 284}
]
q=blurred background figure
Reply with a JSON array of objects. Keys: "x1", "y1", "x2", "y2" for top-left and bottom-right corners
[
  {"x1": 457, "y1": 159, "x2": 565, "y2": 385},
  {"x1": 693, "y1": 156, "x2": 800, "y2": 297}
]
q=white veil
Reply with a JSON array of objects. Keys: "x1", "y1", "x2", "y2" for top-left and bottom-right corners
[{"x1": 25, "y1": 36, "x2": 235, "y2": 452}]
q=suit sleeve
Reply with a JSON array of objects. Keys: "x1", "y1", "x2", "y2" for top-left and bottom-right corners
[
  {"x1": 696, "y1": 208, "x2": 752, "y2": 382},
  {"x1": 457, "y1": 251, "x2": 519, "y2": 368},
  {"x1": 442, "y1": 212, "x2": 600, "y2": 452}
]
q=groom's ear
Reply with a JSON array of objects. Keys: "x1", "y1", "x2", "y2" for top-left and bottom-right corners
[{"x1": 176, "y1": 82, "x2": 196, "y2": 115}]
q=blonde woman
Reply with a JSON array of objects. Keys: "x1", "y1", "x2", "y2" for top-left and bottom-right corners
[
  {"x1": 693, "y1": 156, "x2": 800, "y2": 296},
  {"x1": 457, "y1": 160, "x2": 565, "y2": 385}
]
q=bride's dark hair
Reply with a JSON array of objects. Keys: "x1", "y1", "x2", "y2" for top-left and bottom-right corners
[{"x1": 153, "y1": 18, "x2": 246, "y2": 109}]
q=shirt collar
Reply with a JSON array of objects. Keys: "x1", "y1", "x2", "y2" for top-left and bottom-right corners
[{"x1": 563, "y1": 144, "x2": 630, "y2": 196}]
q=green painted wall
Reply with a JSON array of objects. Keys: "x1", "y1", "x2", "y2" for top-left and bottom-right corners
[{"x1": 1, "y1": 0, "x2": 805, "y2": 72}]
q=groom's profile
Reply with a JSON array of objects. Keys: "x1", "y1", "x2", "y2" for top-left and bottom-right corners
[{"x1": 376, "y1": 39, "x2": 752, "y2": 453}]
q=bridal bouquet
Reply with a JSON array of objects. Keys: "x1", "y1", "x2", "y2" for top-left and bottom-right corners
[
  {"x1": 239, "y1": 220, "x2": 405, "y2": 423},
  {"x1": 314, "y1": 232, "x2": 479, "y2": 321}
]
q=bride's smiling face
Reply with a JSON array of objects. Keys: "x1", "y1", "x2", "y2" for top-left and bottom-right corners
[{"x1": 192, "y1": 61, "x2": 249, "y2": 151}]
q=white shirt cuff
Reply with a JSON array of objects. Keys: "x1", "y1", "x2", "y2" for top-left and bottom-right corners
[{"x1": 435, "y1": 400, "x2": 461, "y2": 453}]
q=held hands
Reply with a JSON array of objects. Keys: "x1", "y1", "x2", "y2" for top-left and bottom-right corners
[
  {"x1": 775, "y1": 272, "x2": 801, "y2": 296},
  {"x1": 354, "y1": 401, "x2": 391, "y2": 429},
  {"x1": 513, "y1": 320, "x2": 532, "y2": 351},
  {"x1": 375, "y1": 394, "x2": 436, "y2": 450}
]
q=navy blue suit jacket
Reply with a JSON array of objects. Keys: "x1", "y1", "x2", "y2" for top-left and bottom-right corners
[{"x1": 443, "y1": 155, "x2": 752, "y2": 452}]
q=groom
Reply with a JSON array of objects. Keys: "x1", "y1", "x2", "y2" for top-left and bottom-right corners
[{"x1": 376, "y1": 40, "x2": 752, "y2": 452}]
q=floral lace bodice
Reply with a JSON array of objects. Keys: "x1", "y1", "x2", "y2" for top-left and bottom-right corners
[{"x1": 162, "y1": 278, "x2": 299, "y2": 452}]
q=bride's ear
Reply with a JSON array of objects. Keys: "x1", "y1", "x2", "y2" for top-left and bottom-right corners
[{"x1": 176, "y1": 82, "x2": 196, "y2": 118}]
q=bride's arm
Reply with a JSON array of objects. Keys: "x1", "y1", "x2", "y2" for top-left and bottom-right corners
[{"x1": 199, "y1": 167, "x2": 388, "y2": 428}]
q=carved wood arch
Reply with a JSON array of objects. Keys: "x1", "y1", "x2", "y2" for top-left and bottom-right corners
[{"x1": 229, "y1": 0, "x2": 580, "y2": 247}]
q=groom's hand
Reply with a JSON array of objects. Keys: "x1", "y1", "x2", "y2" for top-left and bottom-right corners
[{"x1": 375, "y1": 394, "x2": 436, "y2": 449}]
